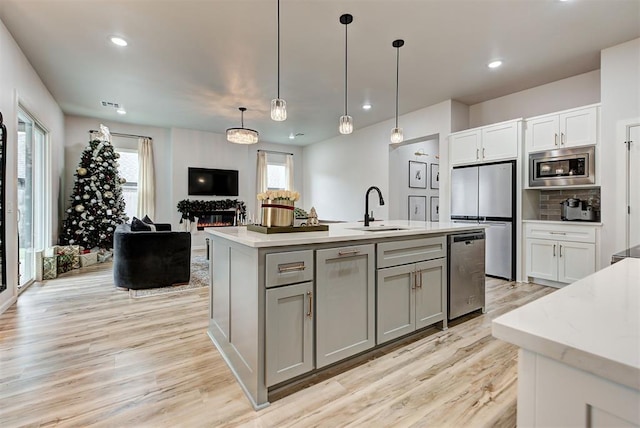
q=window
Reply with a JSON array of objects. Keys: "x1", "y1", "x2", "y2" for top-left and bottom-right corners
[
  {"x1": 115, "y1": 149, "x2": 139, "y2": 221},
  {"x1": 267, "y1": 162, "x2": 286, "y2": 190}
]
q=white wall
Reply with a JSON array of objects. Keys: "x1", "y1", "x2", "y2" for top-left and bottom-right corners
[
  {"x1": 303, "y1": 100, "x2": 453, "y2": 222},
  {"x1": 600, "y1": 38, "x2": 640, "y2": 266},
  {"x1": 469, "y1": 70, "x2": 601, "y2": 128},
  {"x1": 0, "y1": 19, "x2": 65, "y2": 313}
]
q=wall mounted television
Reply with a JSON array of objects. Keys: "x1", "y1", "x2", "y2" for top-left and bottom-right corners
[{"x1": 188, "y1": 167, "x2": 239, "y2": 196}]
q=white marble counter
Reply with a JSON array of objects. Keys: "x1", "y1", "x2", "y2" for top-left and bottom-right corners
[
  {"x1": 522, "y1": 219, "x2": 603, "y2": 226},
  {"x1": 493, "y1": 258, "x2": 640, "y2": 390},
  {"x1": 205, "y1": 220, "x2": 485, "y2": 248}
]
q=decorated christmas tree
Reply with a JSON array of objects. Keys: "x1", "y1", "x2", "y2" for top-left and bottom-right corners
[{"x1": 59, "y1": 125, "x2": 128, "y2": 249}]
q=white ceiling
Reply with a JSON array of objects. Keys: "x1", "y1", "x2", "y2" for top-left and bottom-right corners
[{"x1": 0, "y1": 0, "x2": 638, "y2": 146}]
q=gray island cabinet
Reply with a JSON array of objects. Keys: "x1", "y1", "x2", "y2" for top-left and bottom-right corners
[{"x1": 205, "y1": 221, "x2": 484, "y2": 409}]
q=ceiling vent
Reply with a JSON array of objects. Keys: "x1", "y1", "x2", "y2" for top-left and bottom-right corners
[{"x1": 101, "y1": 101, "x2": 121, "y2": 109}]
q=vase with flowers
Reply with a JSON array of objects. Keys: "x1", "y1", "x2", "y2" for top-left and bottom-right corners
[{"x1": 257, "y1": 190, "x2": 301, "y2": 227}]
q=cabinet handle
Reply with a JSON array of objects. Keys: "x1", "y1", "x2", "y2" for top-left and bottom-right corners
[
  {"x1": 550, "y1": 232, "x2": 566, "y2": 235},
  {"x1": 554, "y1": 133, "x2": 558, "y2": 146},
  {"x1": 476, "y1": 148, "x2": 479, "y2": 160},
  {"x1": 338, "y1": 249, "x2": 360, "y2": 256},
  {"x1": 561, "y1": 132, "x2": 565, "y2": 145},
  {"x1": 307, "y1": 291, "x2": 313, "y2": 318},
  {"x1": 553, "y1": 244, "x2": 556, "y2": 257},
  {"x1": 417, "y1": 270, "x2": 423, "y2": 288},
  {"x1": 278, "y1": 264, "x2": 306, "y2": 273},
  {"x1": 482, "y1": 148, "x2": 485, "y2": 159},
  {"x1": 411, "y1": 272, "x2": 416, "y2": 289},
  {"x1": 559, "y1": 245, "x2": 563, "y2": 257}
]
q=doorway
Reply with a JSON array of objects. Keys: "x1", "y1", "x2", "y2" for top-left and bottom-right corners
[{"x1": 17, "y1": 108, "x2": 49, "y2": 291}]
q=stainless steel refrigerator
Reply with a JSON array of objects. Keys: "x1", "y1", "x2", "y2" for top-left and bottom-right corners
[{"x1": 450, "y1": 161, "x2": 515, "y2": 280}]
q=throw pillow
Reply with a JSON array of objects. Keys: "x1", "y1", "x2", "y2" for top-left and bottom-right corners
[
  {"x1": 131, "y1": 216, "x2": 154, "y2": 231},
  {"x1": 142, "y1": 215, "x2": 154, "y2": 224}
]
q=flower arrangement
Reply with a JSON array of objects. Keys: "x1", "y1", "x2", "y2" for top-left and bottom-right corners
[{"x1": 257, "y1": 190, "x2": 300, "y2": 201}]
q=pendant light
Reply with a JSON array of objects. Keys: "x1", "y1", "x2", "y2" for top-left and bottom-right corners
[
  {"x1": 226, "y1": 107, "x2": 259, "y2": 144},
  {"x1": 271, "y1": 0, "x2": 286, "y2": 121},
  {"x1": 339, "y1": 14, "x2": 353, "y2": 135},
  {"x1": 391, "y1": 39, "x2": 405, "y2": 144}
]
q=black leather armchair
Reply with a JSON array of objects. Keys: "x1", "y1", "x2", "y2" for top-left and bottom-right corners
[{"x1": 113, "y1": 223, "x2": 191, "y2": 289}]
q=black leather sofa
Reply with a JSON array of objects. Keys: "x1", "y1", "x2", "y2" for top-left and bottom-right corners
[{"x1": 113, "y1": 223, "x2": 191, "y2": 289}]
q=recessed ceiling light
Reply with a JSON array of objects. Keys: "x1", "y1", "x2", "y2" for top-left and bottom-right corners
[
  {"x1": 488, "y1": 60, "x2": 503, "y2": 69},
  {"x1": 362, "y1": 103, "x2": 372, "y2": 110},
  {"x1": 116, "y1": 108, "x2": 127, "y2": 115},
  {"x1": 289, "y1": 133, "x2": 295, "y2": 140},
  {"x1": 110, "y1": 36, "x2": 128, "y2": 47}
]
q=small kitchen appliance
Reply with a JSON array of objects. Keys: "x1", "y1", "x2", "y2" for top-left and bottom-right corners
[
  {"x1": 529, "y1": 146, "x2": 595, "y2": 187},
  {"x1": 560, "y1": 198, "x2": 600, "y2": 221}
]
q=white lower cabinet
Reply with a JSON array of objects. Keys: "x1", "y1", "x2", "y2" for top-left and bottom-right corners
[
  {"x1": 525, "y1": 222, "x2": 598, "y2": 285},
  {"x1": 265, "y1": 282, "x2": 314, "y2": 387},
  {"x1": 315, "y1": 244, "x2": 375, "y2": 368},
  {"x1": 377, "y1": 258, "x2": 446, "y2": 344}
]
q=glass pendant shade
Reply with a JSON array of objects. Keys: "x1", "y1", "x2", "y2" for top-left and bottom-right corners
[
  {"x1": 339, "y1": 115, "x2": 353, "y2": 134},
  {"x1": 270, "y1": 98, "x2": 287, "y2": 121},
  {"x1": 390, "y1": 127, "x2": 404, "y2": 144},
  {"x1": 226, "y1": 128, "x2": 259, "y2": 145},
  {"x1": 226, "y1": 107, "x2": 259, "y2": 144}
]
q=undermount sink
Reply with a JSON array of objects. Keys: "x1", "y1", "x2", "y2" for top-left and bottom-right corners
[{"x1": 349, "y1": 225, "x2": 409, "y2": 232}]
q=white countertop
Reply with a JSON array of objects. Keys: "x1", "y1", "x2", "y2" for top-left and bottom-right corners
[
  {"x1": 493, "y1": 258, "x2": 640, "y2": 390},
  {"x1": 523, "y1": 219, "x2": 603, "y2": 226},
  {"x1": 204, "y1": 220, "x2": 485, "y2": 248}
]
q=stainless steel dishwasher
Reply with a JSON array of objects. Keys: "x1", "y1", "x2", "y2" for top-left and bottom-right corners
[{"x1": 447, "y1": 231, "x2": 486, "y2": 320}]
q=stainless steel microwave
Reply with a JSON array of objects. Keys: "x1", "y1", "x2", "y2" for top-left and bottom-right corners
[{"x1": 529, "y1": 146, "x2": 595, "y2": 187}]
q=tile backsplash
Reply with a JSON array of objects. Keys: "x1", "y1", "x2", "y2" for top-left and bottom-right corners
[{"x1": 539, "y1": 188, "x2": 601, "y2": 221}]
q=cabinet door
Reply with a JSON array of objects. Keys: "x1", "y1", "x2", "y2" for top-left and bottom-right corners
[
  {"x1": 376, "y1": 263, "x2": 416, "y2": 345},
  {"x1": 414, "y1": 258, "x2": 447, "y2": 330},
  {"x1": 558, "y1": 241, "x2": 595, "y2": 284},
  {"x1": 450, "y1": 130, "x2": 481, "y2": 166},
  {"x1": 526, "y1": 115, "x2": 559, "y2": 152},
  {"x1": 559, "y1": 107, "x2": 597, "y2": 147},
  {"x1": 527, "y1": 238, "x2": 558, "y2": 281},
  {"x1": 481, "y1": 121, "x2": 519, "y2": 162},
  {"x1": 316, "y1": 244, "x2": 375, "y2": 368},
  {"x1": 265, "y1": 282, "x2": 314, "y2": 386}
]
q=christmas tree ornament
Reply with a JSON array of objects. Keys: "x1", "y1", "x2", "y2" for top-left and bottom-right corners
[
  {"x1": 75, "y1": 196, "x2": 80, "y2": 200},
  {"x1": 83, "y1": 194, "x2": 90, "y2": 200},
  {"x1": 120, "y1": 178, "x2": 126, "y2": 184},
  {"x1": 96, "y1": 156, "x2": 103, "y2": 162},
  {"x1": 104, "y1": 184, "x2": 111, "y2": 190},
  {"x1": 77, "y1": 167, "x2": 88, "y2": 176},
  {"x1": 104, "y1": 191, "x2": 113, "y2": 198},
  {"x1": 75, "y1": 205, "x2": 85, "y2": 213}
]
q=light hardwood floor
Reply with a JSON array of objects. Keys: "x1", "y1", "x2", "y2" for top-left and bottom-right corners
[{"x1": 0, "y1": 261, "x2": 553, "y2": 427}]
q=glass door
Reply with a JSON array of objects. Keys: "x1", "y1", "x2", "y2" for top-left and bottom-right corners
[{"x1": 17, "y1": 109, "x2": 47, "y2": 291}]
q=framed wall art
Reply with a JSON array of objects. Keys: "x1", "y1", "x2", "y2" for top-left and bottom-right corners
[
  {"x1": 408, "y1": 161, "x2": 427, "y2": 189},
  {"x1": 430, "y1": 163, "x2": 439, "y2": 189},
  {"x1": 408, "y1": 195, "x2": 427, "y2": 221},
  {"x1": 430, "y1": 196, "x2": 439, "y2": 222}
]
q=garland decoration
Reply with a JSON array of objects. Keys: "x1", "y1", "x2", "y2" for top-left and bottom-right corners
[{"x1": 176, "y1": 199, "x2": 246, "y2": 222}]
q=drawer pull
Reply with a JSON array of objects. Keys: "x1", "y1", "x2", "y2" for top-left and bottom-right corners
[
  {"x1": 550, "y1": 232, "x2": 567, "y2": 235},
  {"x1": 559, "y1": 245, "x2": 563, "y2": 257},
  {"x1": 554, "y1": 133, "x2": 558, "y2": 145},
  {"x1": 278, "y1": 264, "x2": 306, "y2": 273},
  {"x1": 307, "y1": 291, "x2": 313, "y2": 318},
  {"x1": 553, "y1": 244, "x2": 556, "y2": 257},
  {"x1": 338, "y1": 249, "x2": 360, "y2": 256}
]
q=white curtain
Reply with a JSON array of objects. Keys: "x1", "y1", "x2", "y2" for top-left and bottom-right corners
[
  {"x1": 285, "y1": 154, "x2": 294, "y2": 190},
  {"x1": 137, "y1": 137, "x2": 155, "y2": 219},
  {"x1": 257, "y1": 151, "x2": 268, "y2": 194}
]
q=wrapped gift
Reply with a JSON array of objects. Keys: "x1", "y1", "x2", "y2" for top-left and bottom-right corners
[
  {"x1": 97, "y1": 250, "x2": 113, "y2": 263},
  {"x1": 43, "y1": 256, "x2": 57, "y2": 280},
  {"x1": 44, "y1": 246, "x2": 60, "y2": 257},
  {"x1": 79, "y1": 252, "x2": 98, "y2": 267},
  {"x1": 57, "y1": 253, "x2": 74, "y2": 274},
  {"x1": 57, "y1": 245, "x2": 80, "y2": 269}
]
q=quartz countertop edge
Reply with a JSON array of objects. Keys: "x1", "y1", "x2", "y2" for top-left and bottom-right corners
[
  {"x1": 492, "y1": 258, "x2": 640, "y2": 391},
  {"x1": 522, "y1": 219, "x2": 603, "y2": 226},
  {"x1": 204, "y1": 221, "x2": 486, "y2": 248}
]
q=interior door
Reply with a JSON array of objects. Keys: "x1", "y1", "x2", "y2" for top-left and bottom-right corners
[{"x1": 628, "y1": 124, "x2": 640, "y2": 248}]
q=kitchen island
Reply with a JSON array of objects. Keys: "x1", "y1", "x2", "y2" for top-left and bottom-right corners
[
  {"x1": 492, "y1": 258, "x2": 640, "y2": 427},
  {"x1": 205, "y1": 220, "x2": 485, "y2": 409}
]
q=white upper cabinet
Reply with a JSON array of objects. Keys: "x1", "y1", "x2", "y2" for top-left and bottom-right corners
[
  {"x1": 526, "y1": 105, "x2": 599, "y2": 152},
  {"x1": 450, "y1": 119, "x2": 521, "y2": 166}
]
